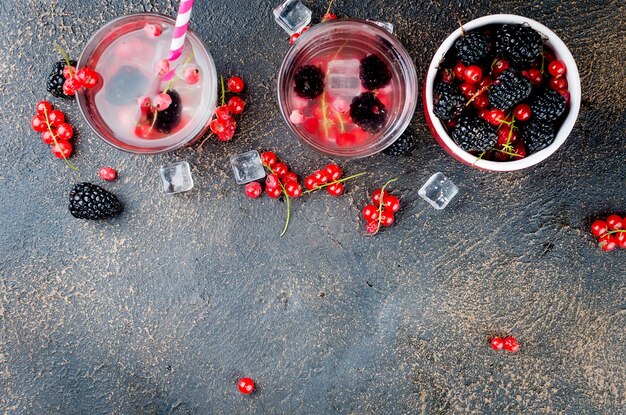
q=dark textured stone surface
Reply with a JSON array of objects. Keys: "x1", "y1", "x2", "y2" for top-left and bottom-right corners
[{"x1": 1, "y1": 1, "x2": 625, "y2": 413}]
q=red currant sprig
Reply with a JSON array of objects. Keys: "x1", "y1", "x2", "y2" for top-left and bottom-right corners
[
  {"x1": 490, "y1": 336, "x2": 520, "y2": 352},
  {"x1": 363, "y1": 178, "x2": 399, "y2": 235},
  {"x1": 57, "y1": 44, "x2": 99, "y2": 96},
  {"x1": 591, "y1": 215, "x2": 626, "y2": 251},
  {"x1": 302, "y1": 165, "x2": 365, "y2": 197},
  {"x1": 30, "y1": 100, "x2": 77, "y2": 170},
  {"x1": 207, "y1": 75, "x2": 246, "y2": 143}
]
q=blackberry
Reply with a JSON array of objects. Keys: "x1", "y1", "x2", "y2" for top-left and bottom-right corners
[
  {"x1": 495, "y1": 24, "x2": 543, "y2": 66},
  {"x1": 68, "y1": 183, "x2": 123, "y2": 220},
  {"x1": 383, "y1": 128, "x2": 417, "y2": 156},
  {"x1": 46, "y1": 60, "x2": 76, "y2": 98},
  {"x1": 488, "y1": 69, "x2": 532, "y2": 111},
  {"x1": 451, "y1": 115, "x2": 497, "y2": 152},
  {"x1": 455, "y1": 31, "x2": 491, "y2": 65},
  {"x1": 149, "y1": 90, "x2": 182, "y2": 133},
  {"x1": 349, "y1": 92, "x2": 388, "y2": 133},
  {"x1": 105, "y1": 65, "x2": 149, "y2": 106},
  {"x1": 521, "y1": 119, "x2": 556, "y2": 153},
  {"x1": 433, "y1": 82, "x2": 465, "y2": 121},
  {"x1": 294, "y1": 65, "x2": 325, "y2": 99},
  {"x1": 531, "y1": 89, "x2": 566, "y2": 121},
  {"x1": 359, "y1": 54, "x2": 392, "y2": 90}
]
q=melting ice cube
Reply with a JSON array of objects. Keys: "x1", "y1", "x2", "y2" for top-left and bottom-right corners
[
  {"x1": 326, "y1": 59, "x2": 361, "y2": 98},
  {"x1": 418, "y1": 172, "x2": 458, "y2": 210},
  {"x1": 273, "y1": 0, "x2": 312, "y2": 35},
  {"x1": 230, "y1": 150, "x2": 266, "y2": 185},
  {"x1": 159, "y1": 161, "x2": 194, "y2": 194}
]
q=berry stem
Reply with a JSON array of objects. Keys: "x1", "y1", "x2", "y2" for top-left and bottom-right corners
[
  {"x1": 320, "y1": 92, "x2": 331, "y2": 139},
  {"x1": 163, "y1": 52, "x2": 194, "y2": 94},
  {"x1": 465, "y1": 86, "x2": 489, "y2": 107},
  {"x1": 605, "y1": 229, "x2": 626, "y2": 236},
  {"x1": 263, "y1": 163, "x2": 291, "y2": 237},
  {"x1": 220, "y1": 75, "x2": 226, "y2": 106},
  {"x1": 322, "y1": 0, "x2": 335, "y2": 21},
  {"x1": 493, "y1": 148, "x2": 523, "y2": 158},
  {"x1": 333, "y1": 109, "x2": 345, "y2": 133},
  {"x1": 302, "y1": 172, "x2": 366, "y2": 195},
  {"x1": 42, "y1": 107, "x2": 77, "y2": 170},
  {"x1": 56, "y1": 44, "x2": 74, "y2": 78},
  {"x1": 372, "y1": 177, "x2": 397, "y2": 235}
]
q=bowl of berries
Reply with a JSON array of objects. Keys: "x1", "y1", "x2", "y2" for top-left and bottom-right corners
[
  {"x1": 277, "y1": 19, "x2": 418, "y2": 159},
  {"x1": 424, "y1": 14, "x2": 581, "y2": 171}
]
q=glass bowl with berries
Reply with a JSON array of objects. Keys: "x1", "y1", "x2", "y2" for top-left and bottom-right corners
[
  {"x1": 424, "y1": 14, "x2": 581, "y2": 171},
  {"x1": 76, "y1": 13, "x2": 218, "y2": 154},
  {"x1": 278, "y1": 19, "x2": 418, "y2": 159}
]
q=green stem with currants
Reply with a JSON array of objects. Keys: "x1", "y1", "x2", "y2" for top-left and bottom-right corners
[
  {"x1": 372, "y1": 177, "x2": 397, "y2": 235},
  {"x1": 42, "y1": 107, "x2": 77, "y2": 170},
  {"x1": 301, "y1": 172, "x2": 366, "y2": 195}
]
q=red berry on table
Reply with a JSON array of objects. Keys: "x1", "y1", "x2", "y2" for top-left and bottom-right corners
[
  {"x1": 98, "y1": 166, "x2": 117, "y2": 181},
  {"x1": 62, "y1": 65, "x2": 75, "y2": 79},
  {"x1": 209, "y1": 119, "x2": 226, "y2": 135},
  {"x1": 281, "y1": 172, "x2": 298, "y2": 184},
  {"x1": 362, "y1": 205, "x2": 380, "y2": 222},
  {"x1": 217, "y1": 129, "x2": 235, "y2": 142},
  {"x1": 548, "y1": 60, "x2": 567, "y2": 77},
  {"x1": 31, "y1": 114, "x2": 47, "y2": 132},
  {"x1": 41, "y1": 129, "x2": 57, "y2": 145},
  {"x1": 598, "y1": 234, "x2": 617, "y2": 252},
  {"x1": 304, "y1": 176, "x2": 318, "y2": 190},
  {"x1": 36, "y1": 100, "x2": 52, "y2": 115},
  {"x1": 237, "y1": 377, "x2": 255, "y2": 394},
  {"x1": 284, "y1": 180, "x2": 302, "y2": 198},
  {"x1": 56, "y1": 123, "x2": 73, "y2": 140},
  {"x1": 371, "y1": 188, "x2": 388, "y2": 205},
  {"x1": 324, "y1": 164, "x2": 342, "y2": 181},
  {"x1": 51, "y1": 140, "x2": 72, "y2": 159},
  {"x1": 365, "y1": 221, "x2": 379, "y2": 234},
  {"x1": 48, "y1": 110, "x2": 65, "y2": 127},
  {"x1": 550, "y1": 76, "x2": 568, "y2": 91},
  {"x1": 513, "y1": 104, "x2": 531, "y2": 121},
  {"x1": 322, "y1": 12, "x2": 337, "y2": 20},
  {"x1": 492, "y1": 58, "x2": 509, "y2": 75},
  {"x1": 463, "y1": 65, "x2": 483, "y2": 83},
  {"x1": 453, "y1": 61, "x2": 466, "y2": 79},
  {"x1": 313, "y1": 170, "x2": 330, "y2": 184},
  {"x1": 63, "y1": 77, "x2": 81, "y2": 96},
  {"x1": 616, "y1": 231, "x2": 626, "y2": 249},
  {"x1": 327, "y1": 182, "x2": 344, "y2": 196},
  {"x1": 266, "y1": 173, "x2": 280, "y2": 190},
  {"x1": 266, "y1": 185, "x2": 282, "y2": 199},
  {"x1": 606, "y1": 215, "x2": 624, "y2": 230},
  {"x1": 472, "y1": 94, "x2": 489, "y2": 110},
  {"x1": 490, "y1": 337, "x2": 505, "y2": 350},
  {"x1": 228, "y1": 96, "x2": 245, "y2": 114},
  {"x1": 383, "y1": 195, "x2": 400, "y2": 213},
  {"x1": 289, "y1": 32, "x2": 301, "y2": 45},
  {"x1": 503, "y1": 336, "x2": 520, "y2": 353},
  {"x1": 227, "y1": 76, "x2": 244, "y2": 93},
  {"x1": 459, "y1": 82, "x2": 477, "y2": 98},
  {"x1": 273, "y1": 162, "x2": 289, "y2": 177},
  {"x1": 76, "y1": 68, "x2": 99, "y2": 88},
  {"x1": 590, "y1": 220, "x2": 608, "y2": 237},
  {"x1": 380, "y1": 211, "x2": 394, "y2": 227},
  {"x1": 244, "y1": 181, "x2": 262, "y2": 198},
  {"x1": 215, "y1": 105, "x2": 232, "y2": 121},
  {"x1": 261, "y1": 151, "x2": 277, "y2": 167}
]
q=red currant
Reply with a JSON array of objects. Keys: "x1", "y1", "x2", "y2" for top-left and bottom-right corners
[
  {"x1": 56, "y1": 123, "x2": 73, "y2": 140},
  {"x1": 31, "y1": 114, "x2": 47, "y2": 132},
  {"x1": 217, "y1": 129, "x2": 235, "y2": 142},
  {"x1": 383, "y1": 195, "x2": 400, "y2": 213},
  {"x1": 209, "y1": 119, "x2": 226, "y2": 134},
  {"x1": 550, "y1": 76, "x2": 568, "y2": 91},
  {"x1": 327, "y1": 182, "x2": 344, "y2": 196},
  {"x1": 441, "y1": 68, "x2": 455, "y2": 83},
  {"x1": 548, "y1": 60, "x2": 567, "y2": 77},
  {"x1": 471, "y1": 94, "x2": 489, "y2": 110},
  {"x1": 365, "y1": 221, "x2": 379, "y2": 234},
  {"x1": 513, "y1": 104, "x2": 531, "y2": 121},
  {"x1": 266, "y1": 173, "x2": 280, "y2": 190},
  {"x1": 362, "y1": 205, "x2": 380, "y2": 222},
  {"x1": 557, "y1": 89, "x2": 570, "y2": 104},
  {"x1": 380, "y1": 211, "x2": 394, "y2": 227},
  {"x1": 371, "y1": 189, "x2": 388, "y2": 205},
  {"x1": 304, "y1": 176, "x2": 318, "y2": 190},
  {"x1": 281, "y1": 172, "x2": 298, "y2": 183},
  {"x1": 488, "y1": 109, "x2": 506, "y2": 126},
  {"x1": 237, "y1": 377, "x2": 255, "y2": 394},
  {"x1": 324, "y1": 164, "x2": 342, "y2": 181},
  {"x1": 313, "y1": 170, "x2": 330, "y2": 184},
  {"x1": 273, "y1": 162, "x2": 289, "y2": 177},
  {"x1": 503, "y1": 336, "x2": 520, "y2": 353},
  {"x1": 616, "y1": 231, "x2": 626, "y2": 249},
  {"x1": 590, "y1": 220, "x2": 608, "y2": 237},
  {"x1": 284, "y1": 181, "x2": 302, "y2": 198},
  {"x1": 76, "y1": 68, "x2": 99, "y2": 88},
  {"x1": 606, "y1": 215, "x2": 624, "y2": 231},
  {"x1": 463, "y1": 65, "x2": 483, "y2": 83},
  {"x1": 63, "y1": 66, "x2": 75, "y2": 79},
  {"x1": 215, "y1": 105, "x2": 232, "y2": 121},
  {"x1": 459, "y1": 82, "x2": 477, "y2": 98},
  {"x1": 98, "y1": 167, "x2": 117, "y2": 181},
  {"x1": 261, "y1": 151, "x2": 277, "y2": 167},
  {"x1": 479, "y1": 75, "x2": 493, "y2": 88},
  {"x1": 36, "y1": 100, "x2": 52, "y2": 115},
  {"x1": 526, "y1": 69, "x2": 543, "y2": 86},
  {"x1": 492, "y1": 59, "x2": 509, "y2": 75},
  {"x1": 228, "y1": 96, "x2": 245, "y2": 114},
  {"x1": 322, "y1": 12, "x2": 337, "y2": 20},
  {"x1": 227, "y1": 76, "x2": 245, "y2": 93},
  {"x1": 599, "y1": 234, "x2": 617, "y2": 252},
  {"x1": 51, "y1": 140, "x2": 72, "y2": 159},
  {"x1": 289, "y1": 32, "x2": 301, "y2": 45},
  {"x1": 265, "y1": 186, "x2": 281, "y2": 199},
  {"x1": 63, "y1": 77, "x2": 81, "y2": 95},
  {"x1": 453, "y1": 61, "x2": 466, "y2": 79},
  {"x1": 41, "y1": 129, "x2": 57, "y2": 145},
  {"x1": 48, "y1": 110, "x2": 65, "y2": 127},
  {"x1": 478, "y1": 109, "x2": 490, "y2": 120},
  {"x1": 512, "y1": 141, "x2": 527, "y2": 159},
  {"x1": 490, "y1": 337, "x2": 505, "y2": 350}
]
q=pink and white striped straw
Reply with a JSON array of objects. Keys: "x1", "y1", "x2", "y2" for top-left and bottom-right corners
[{"x1": 168, "y1": 0, "x2": 195, "y2": 62}]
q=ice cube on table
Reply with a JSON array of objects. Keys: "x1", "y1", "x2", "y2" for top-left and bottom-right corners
[
  {"x1": 418, "y1": 172, "x2": 458, "y2": 210},
  {"x1": 367, "y1": 20, "x2": 394, "y2": 33},
  {"x1": 159, "y1": 161, "x2": 194, "y2": 194},
  {"x1": 273, "y1": 0, "x2": 312, "y2": 35},
  {"x1": 326, "y1": 59, "x2": 361, "y2": 98},
  {"x1": 230, "y1": 150, "x2": 266, "y2": 185}
]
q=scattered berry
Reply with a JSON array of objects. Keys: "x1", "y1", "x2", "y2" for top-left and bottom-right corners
[
  {"x1": 591, "y1": 220, "x2": 608, "y2": 237},
  {"x1": 228, "y1": 96, "x2": 245, "y2": 114},
  {"x1": 31, "y1": 115, "x2": 47, "y2": 133},
  {"x1": 285, "y1": 181, "x2": 302, "y2": 198},
  {"x1": 56, "y1": 123, "x2": 73, "y2": 140},
  {"x1": 490, "y1": 337, "x2": 505, "y2": 350},
  {"x1": 41, "y1": 129, "x2": 57, "y2": 145},
  {"x1": 36, "y1": 100, "x2": 52, "y2": 116},
  {"x1": 274, "y1": 162, "x2": 289, "y2": 177},
  {"x1": 227, "y1": 76, "x2": 245, "y2": 93},
  {"x1": 362, "y1": 205, "x2": 380, "y2": 222},
  {"x1": 266, "y1": 186, "x2": 282, "y2": 199},
  {"x1": 238, "y1": 378, "x2": 255, "y2": 395},
  {"x1": 63, "y1": 77, "x2": 81, "y2": 96},
  {"x1": 324, "y1": 164, "x2": 342, "y2": 181},
  {"x1": 599, "y1": 234, "x2": 618, "y2": 252},
  {"x1": 245, "y1": 182, "x2": 262, "y2": 198},
  {"x1": 98, "y1": 167, "x2": 118, "y2": 181},
  {"x1": 591, "y1": 215, "x2": 626, "y2": 251},
  {"x1": 503, "y1": 336, "x2": 520, "y2": 353},
  {"x1": 304, "y1": 176, "x2": 318, "y2": 190},
  {"x1": 215, "y1": 105, "x2": 232, "y2": 121},
  {"x1": 266, "y1": 173, "x2": 280, "y2": 190},
  {"x1": 68, "y1": 183, "x2": 123, "y2": 220}
]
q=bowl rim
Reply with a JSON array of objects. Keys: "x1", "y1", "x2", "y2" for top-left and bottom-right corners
[{"x1": 424, "y1": 14, "x2": 581, "y2": 171}]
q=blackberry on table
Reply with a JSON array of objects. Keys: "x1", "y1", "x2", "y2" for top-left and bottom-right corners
[
  {"x1": 455, "y1": 31, "x2": 491, "y2": 65},
  {"x1": 495, "y1": 24, "x2": 543, "y2": 66},
  {"x1": 149, "y1": 90, "x2": 182, "y2": 133},
  {"x1": 349, "y1": 92, "x2": 388, "y2": 133},
  {"x1": 488, "y1": 69, "x2": 532, "y2": 111},
  {"x1": 521, "y1": 119, "x2": 556, "y2": 153},
  {"x1": 294, "y1": 65, "x2": 325, "y2": 99},
  {"x1": 452, "y1": 115, "x2": 497, "y2": 152},
  {"x1": 433, "y1": 81, "x2": 465, "y2": 121},
  {"x1": 531, "y1": 89, "x2": 566, "y2": 121},
  {"x1": 359, "y1": 54, "x2": 392, "y2": 90},
  {"x1": 68, "y1": 183, "x2": 123, "y2": 220},
  {"x1": 383, "y1": 128, "x2": 417, "y2": 156},
  {"x1": 46, "y1": 60, "x2": 76, "y2": 98}
]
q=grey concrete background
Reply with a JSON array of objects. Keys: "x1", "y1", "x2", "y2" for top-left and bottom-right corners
[{"x1": 1, "y1": 0, "x2": 625, "y2": 414}]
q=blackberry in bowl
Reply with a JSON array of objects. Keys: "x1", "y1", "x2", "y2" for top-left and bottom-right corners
[{"x1": 423, "y1": 14, "x2": 581, "y2": 171}]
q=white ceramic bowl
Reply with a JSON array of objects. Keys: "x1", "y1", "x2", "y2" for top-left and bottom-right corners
[{"x1": 423, "y1": 14, "x2": 581, "y2": 171}]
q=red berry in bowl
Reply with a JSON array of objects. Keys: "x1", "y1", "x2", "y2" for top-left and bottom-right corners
[
  {"x1": 228, "y1": 96, "x2": 245, "y2": 114},
  {"x1": 503, "y1": 336, "x2": 520, "y2": 353},
  {"x1": 598, "y1": 234, "x2": 617, "y2": 251},
  {"x1": 548, "y1": 60, "x2": 567, "y2": 77},
  {"x1": 284, "y1": 181, "x2": 302, "y2": 198},
  {"x1": 36, "y1": 100, "x2": 52, "y2": 115},
  {"x1": 513, "y1": 104, "x2": 531, "y2": 121},
  {"x1": 237, "y1": 377, "x2": 255, "y2": 394},
  {"x1": 48, "y1": 110, "x2": 65, "y2": 127},
  {"x1": 606, "y1": 215, "x2": 624, "y2": 230},
  {"x1": 453, "y1": 61, "x2": 466, "y2": 79},
  {"x1": 51, "y1": 140, "x2": 72, "y2": 158},
  {"x1": 98, "y1": 166, "x2": 117, "y2": 181},
  {"x1": 227, "y1": 76, "x2": 244, "y2": 93},
  {"x1": 479, "y1": 75, "x2": 493, "y2": 88},
  {"x1": 324, "y1": 164, "x2": 342, "y2": 181},
  {"x1": 490, "y1": 337, "x2": 505, "y2": 350},
  {"x1": 31, "y1": 114, "x2": 47, "y2": 132},
  {"x1": 463, "y1": 65, "x2": 483, "y2": 83},
  {"x1": 41, "y1": 129, "x2": 57, "y2": 145},
  {"x1": 327, "y1": 182, "x2": 344, "y2": 196},
  {"x1": 525, "y1": 69, "x2": 543, "y2": 86},
  {"x1": 590, "y1": 220, "x2": 608, "y2": 237},
  {"x1": 372, "y1": 188, "x2": 388, "y2": 205},
  {"x1": 56, "y1": 123, "x2": 73, "y2": 140},
  {"x1": 492, "y1": 58, "x2": 509, "y2": 75},
  {"x1": 261, "y1": 151, "x2": 277, "y2": 167},
  {"x1": 441, "y1": 68, "x2": 455, "y2": 83},
  {"x1": 550, "y1": 76, "x2": 568, "y2": 91},
  {"x1": 273, "y1": 162, "x2": 289, "y2": 177},
  {"x1": 511, "y1": 141, "x2": 527, "y2": 159},
  {"x1": 76, "y1": 68, "x2": 99, "y2": 88},
  {"x1": 459, "y1": 82, "x2": 477, "y2": 98},
  {"x1": 362, "y1": 205, "x2": 379, "y2": 222},
  {"x1": 557, "y1": 89, "x2": 570, "y2": 104},
  {"x1": 487, "y1": 109, "x2": 506, "y2": 126},
  {"x1": 472, "y1": 94, "x2": 489, "y2": 110}
]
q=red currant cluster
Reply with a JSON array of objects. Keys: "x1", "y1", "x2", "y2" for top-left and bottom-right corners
[
  {"x1": 591, "y1": 215, "x2": 626, "y2": 251},
  {"x1": 209, "y1": 76, "x2": 246, "y2": 142},
  {"x1": 361, "y1": 179, "x2": 400, "y2": 234},
  {"x1": 303, "y1": 163, "x2": 345, "y2": 196},
  {"x1": 61, "y1": 63, "x2": 99, "y2": 96},
  {"x1": 30, "y1": 100, "x2": 75, "y2": 165},
  {"x1": 490, "y1": 336, "x2": 520, "y2": 353}
]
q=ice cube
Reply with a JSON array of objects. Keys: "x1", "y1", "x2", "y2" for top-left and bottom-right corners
[
  {"x1": 367, "y1": 20, "x2": 394, "y2": 33},
  {"x1": 418, "y1": 172, "x2": 458, "y2": 210},
  {"x1": 159, "y1": 161, "x2": 194, "y2": 194},
  {"x1": 230, "y1": 150, "x2": 266, "y2": 185},
  {"x1": 273, "y1": 0, "x2": 312, "y2": 35},
  {"x1": 326, "y1": 59, "x2": 361, "y2": 98}
]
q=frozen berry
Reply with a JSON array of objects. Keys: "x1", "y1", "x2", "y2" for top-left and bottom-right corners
[
  {"x1": 245, "y1": 182, "x2": 262, "y2": 198},
  {"x1": 31, "y1": 114, "x2": 48, "y2": 132},
  {"x1": 149, "y1": 90, "x2": 182, "y2": 133},
  {"x1": 56, "y1": 123, "x2": 73, "y2": 140},
  {"x1": 503, "y1": 336, "x2": 520, "y2": 353},
  {"x1": 606, "y1": 215, "x2": 624, "y2": 231},
  {"x1": 183, "y1": 66, "x2": 200, "y2": 85},
  {"x1": 327, "y1": 182, "x2": 344, "y2": 196},
  {"x1": 227, "y1": 76, "x2": 244, "y2": 93},
  {"x1": 98, "y1": 167, "x2": 117, "y2": 181},
  {"x1": 491, "y1": 337, "x2": 505, "y2": 350},
  {"x1": 51, "y1": 140, "x2": 72, "y2": 159},
  {"x1": 324, "y1": 164, "x2": 342, "y2": 181},
  {"x1": 237, "y1": 377, "x2": 255, "y2": 394},
  {"x1": 144, "y1": 23, "x2": 163, "y2": 38},
  {"x1": 599, "y1": 234, "x2": 617, "y2": 252},
  {"x1": 548, "y1": 60, "x2": 566, "y2": 77},
  {"x1": 228, "y1": 96, "x2": 245, "y2": 114},
  {"x1": 261, "y1": 151, "x2": 277, "y2": 167}
]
